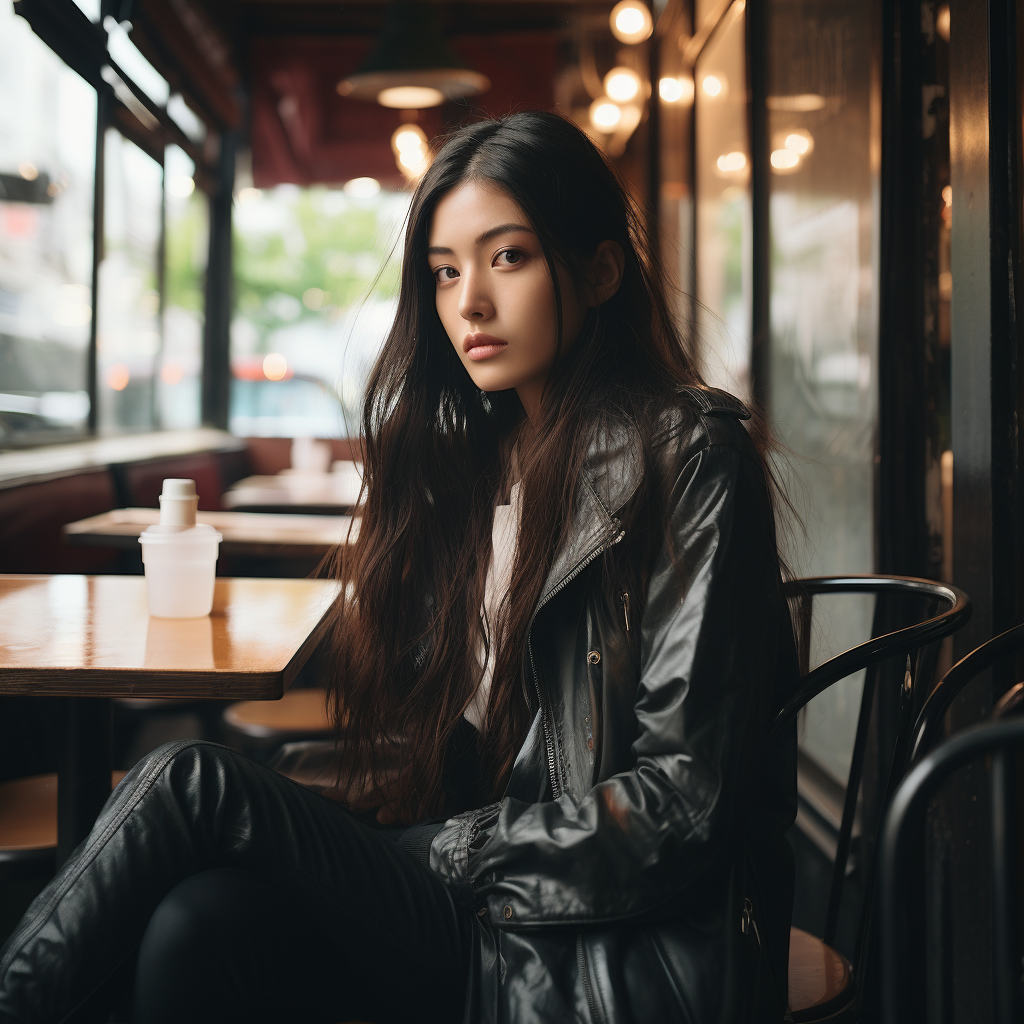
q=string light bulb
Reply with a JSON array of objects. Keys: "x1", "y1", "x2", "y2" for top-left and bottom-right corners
[
  {"x1": 604, "y1": 67, "x2": 642, "y2": 103},
  {"x1": 659, "y1": 76, "x2": 694, "y2": 104},
  {"x1": 609, "y1": 0, "x2": 653, "y2": 44},
  {"x1": 701, "y1": 74, "x2": 724, "y2": 98},
  {"x1": 589, "y1": 99, "x2": 624, "y2": 131},
  {"x1": 770, "y1": 150, "x2": 800, "y2": 172},
  {"x1": 784, "y1": 129, "x2": 814, "y2": 155},
  {"x1": 715, "y1": 151, "x2": 747, "y2": 174}
]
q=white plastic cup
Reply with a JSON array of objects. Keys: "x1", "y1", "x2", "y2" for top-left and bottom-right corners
[
  {"x1": 139, "y1": 524, "x2": 222, "y2": 617},
  {"x1": 139, "y1": 478, "x2": 222, "y2": 618}
]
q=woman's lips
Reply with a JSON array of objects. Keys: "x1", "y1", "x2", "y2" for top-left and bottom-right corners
[{"x1": 463, "y1": 333, "x2": 508, "y2": 361}]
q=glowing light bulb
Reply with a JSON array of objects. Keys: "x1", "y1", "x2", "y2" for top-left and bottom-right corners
[
  {"x1": 701, "y1": 75, "x2": 724, "y2": 98},
  {"x1": 659, "y1": 76, "x2": 694, "y2": 104},
  {"x1": 604, "y1": 67, "x2": 642, "y2": 103},
  {"x1": 770, "y1": 149, "x2": 800, "y2": 171},
  {"x1": 716, "y1": 151, "x2": 747, "y2": 173},
  {"x1": 784, "y1": 130, "x2": 813, "y2": 155},
  {"x1": 398, "y1": 149, "x2": 429, "y2": 176},
  {"x1": 390, "y1": 124, "x2": 429, "y2": 178},
  {"x1": 377, "y1": 86, "x2": 445, "y2": 109},
  {"x1": 590, "y1": 99, "x2": 623, "y2": 131},
  {"x1": 392, "y1": 124, "x2": 427, "y2": 154},
  {"x1": 610, "y1": 0, "x2": 653, "y2": 44}
]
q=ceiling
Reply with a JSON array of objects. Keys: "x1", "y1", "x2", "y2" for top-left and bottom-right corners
[{"x1": 197, "y1": 0, "x2": 617, "y2": 49}]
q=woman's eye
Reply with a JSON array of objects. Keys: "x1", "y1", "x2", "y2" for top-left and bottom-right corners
[
  {"x1": 433, "y1": 266, "x2": 458, "y2": 283},
  {"x1": 496, "y1": 249, "x2": 524, "y2": 267}
]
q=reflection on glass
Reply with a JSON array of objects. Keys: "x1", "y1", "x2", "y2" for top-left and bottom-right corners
[
  {"x1": 97, "y1": 130, "x2": 162, "y2": 433},
  {"x1": 695, "y1": 0, "x2": 728, "y2": 31},
  {"x1": 768, "y1": 0, "x2": 879, "y2": 783},
  {"x1": 230, "y1": 183, "x2": 409, "y2": 437},
  {"x1": 0, "y1": 5, "x2": 96, "y2": 444},
  {"x1": 160, "y1": 145, "x2": 206, "y2": 429},
  {"x1": 695, "y1": 3, "x2": 751, "y2": 400}
]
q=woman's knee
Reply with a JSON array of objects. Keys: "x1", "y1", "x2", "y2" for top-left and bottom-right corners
[{"x1": 125, "y1": 740, "x2": 245, "y2": 790}]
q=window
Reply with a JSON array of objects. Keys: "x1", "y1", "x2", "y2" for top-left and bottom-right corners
[
  {"x1": 0, "y1": 1, "x2": 220, "y2": 450},
  {"x1": 160, "y1": 145, "x2": 206, "y2": 429},
  {"x1": 768, "y1": 0, "x2": 880, "y2": 783},
  {"x1": 230, "y1": 183, "x2": 409, "y2": 438},
  {"x1": 0, "y1": 2, "x2": 97, "y2": 443},
  {"x1": 694, "y1": 3, "x2": 751, "y2": 401},
  {"x1": 96, "y1": 129, "x2": 162, "y2": 433}
]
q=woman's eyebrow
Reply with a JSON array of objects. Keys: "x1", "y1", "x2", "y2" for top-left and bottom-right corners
[{"x1": 427, "y1": 223, "x2": 534, "y2": 256}]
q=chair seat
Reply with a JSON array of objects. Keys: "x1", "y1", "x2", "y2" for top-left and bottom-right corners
[
  {"x1": 0, "y1": 771, "x2": 127, "y2": 856},
  {"x1": 788, "y1": 926, "x2": 853, "y2": 1021},
  {"x1": 223, "y1": 688, "x2": 331, "y2": 739}
]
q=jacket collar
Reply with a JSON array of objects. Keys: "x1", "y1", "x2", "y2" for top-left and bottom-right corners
[{"x1": 536, "y1": 411, "x2": 643, "y2": 609}]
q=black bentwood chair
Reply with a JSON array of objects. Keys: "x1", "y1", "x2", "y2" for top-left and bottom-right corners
[
  {"x1": 880, "y1": 716, "x2": 1024, "y2": 1024},
  {"x1": 876, "y1": 621, "x2": 1024, "y2": 1024},
  {"x1": 908, "y1": 621, "x2": 1024, "y2": 764},
  {"x1": 775, "y1": 575, "x2": 971, "y2": 1023}
]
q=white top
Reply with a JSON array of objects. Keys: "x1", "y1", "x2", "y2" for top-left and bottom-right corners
[{"x1": 464, "y1": 478, "x2": 523, "y2": 731}]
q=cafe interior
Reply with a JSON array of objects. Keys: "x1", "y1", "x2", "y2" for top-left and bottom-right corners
[{"x1": 0, "y1": 0, "x2": 1022, "y2": 1019}]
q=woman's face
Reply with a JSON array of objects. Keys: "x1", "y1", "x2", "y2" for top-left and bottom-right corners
[{"x1": 427, "y1": 178, "x2": 587, "y2": 422}]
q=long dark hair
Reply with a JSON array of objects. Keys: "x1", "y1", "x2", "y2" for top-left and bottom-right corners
[{"x1": 324, "y1": 110, "x2": 776, "y2": 822}]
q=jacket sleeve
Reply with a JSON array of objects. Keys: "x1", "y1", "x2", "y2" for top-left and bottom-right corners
[{"x1": 429, "y1": 439, "x2": 787, "y2": 927}]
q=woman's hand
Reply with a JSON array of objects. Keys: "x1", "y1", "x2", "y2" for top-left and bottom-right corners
[{"x1": 320, "y1": 766, "x2": 403, "y2": 823}]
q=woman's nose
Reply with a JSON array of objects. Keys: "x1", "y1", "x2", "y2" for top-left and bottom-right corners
[{"x1": 458, "y1": 271, "x2": 494, "y2": 321}]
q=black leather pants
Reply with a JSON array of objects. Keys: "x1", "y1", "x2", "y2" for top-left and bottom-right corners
[{"x1": 0, "y1": 741, "x2": 471, "y2": 1024}]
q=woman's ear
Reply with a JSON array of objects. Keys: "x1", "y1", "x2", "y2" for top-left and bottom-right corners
[{"x1": 588, "y1": 240, "x2": 626, "y2": 306}]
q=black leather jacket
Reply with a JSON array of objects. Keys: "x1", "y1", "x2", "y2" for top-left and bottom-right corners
[{"x1": 429, "y1": 385, "x2": 799, "y2": 1024}]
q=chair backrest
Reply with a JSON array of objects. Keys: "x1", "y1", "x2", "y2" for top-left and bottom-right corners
[
  {"x1": 773, "y1": 575, "x2": 970, "y2": 1012},
  {"x1": 909, "y1": 621, "x2": 1024, "y2": 763},
  {"x1": 113, "y1": 452, "x2": 225, "y2": 511},
  {"x1": 880, "y1": 717, "x2": 1024, "y2": 1024},
  {"x1": 0, "y1": 468, "x2": 119, "y2": 574}
]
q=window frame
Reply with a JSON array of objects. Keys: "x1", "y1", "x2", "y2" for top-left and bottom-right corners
[{"x1": 4, "y1": 0, "x2": 218, "y2": 449}]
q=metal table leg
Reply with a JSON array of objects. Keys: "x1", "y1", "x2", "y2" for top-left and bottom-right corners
[{"x1": 56, "y1": 697, "x2": 113, "y2": 868}]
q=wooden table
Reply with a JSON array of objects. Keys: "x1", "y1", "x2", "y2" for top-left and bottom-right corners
[
  {"x1": 223, "y1": 468, "x2": 363, "y2": 515},
  {"x1": 63, "y1": 508, "x2": 356, "y2": 558},
  {"x1": 0, "y1": 574, "x2": 341, "y2": 865}
]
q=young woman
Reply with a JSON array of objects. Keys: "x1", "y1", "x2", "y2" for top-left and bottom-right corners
[{"x1": 0, "y1": 110, "x2": 797, "y2": 1024}]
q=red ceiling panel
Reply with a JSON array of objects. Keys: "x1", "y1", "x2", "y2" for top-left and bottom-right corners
[{"x1": 249, "y1": 33, "x2": 558, "y2": 189}]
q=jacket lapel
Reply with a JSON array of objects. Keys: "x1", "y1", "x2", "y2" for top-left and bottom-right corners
[{"x1": 534, "y1": 412, "x2": 644, "y2": 612}]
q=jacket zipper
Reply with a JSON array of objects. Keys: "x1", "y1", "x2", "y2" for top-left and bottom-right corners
[
  {"x1": 620, "y1": 590, "x2": 630, "y2": 633},
  {"x1": 527, "y1": 631, "x2": 560, "y2": 799},
  {"x1": 576, "y1": 932, "x2": 606, "y2": 1024},
  {"x1": 527, "y1": 526, "x2": 626, "y2": 800}
]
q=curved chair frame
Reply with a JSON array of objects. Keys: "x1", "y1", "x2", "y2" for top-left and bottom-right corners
[
  {"x1": 880, "y1": 718, "x2": 1024, "y2": 1024},
  {"x1": 909, "y1": 621, "x2": 1024, "y2": 764},
  {"x1": 773, "y1": 576, "x2": 970, "y2": 947},
  {"x1": 773, "y1": 575, "x2": 970, "y2": 1022}
]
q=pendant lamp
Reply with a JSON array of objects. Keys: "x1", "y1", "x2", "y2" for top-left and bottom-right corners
[{"x1": 338, "y1": 0, "x2": 490, "y2": 109}]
